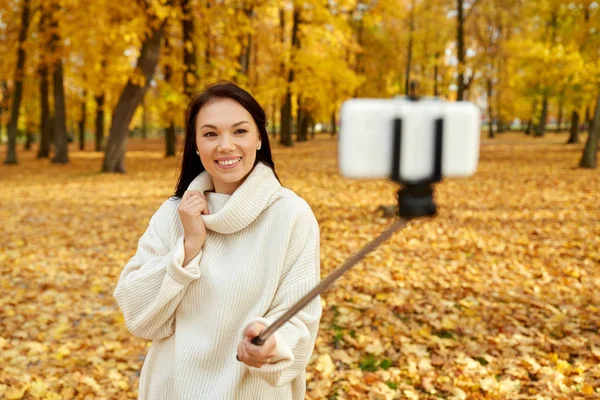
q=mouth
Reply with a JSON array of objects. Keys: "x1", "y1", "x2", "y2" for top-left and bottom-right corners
[{"x1": 215, "y1": 157, "x2": 242, "y2": 169}]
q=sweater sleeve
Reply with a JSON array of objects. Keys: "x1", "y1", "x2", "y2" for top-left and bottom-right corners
[
  {"x1": 241, "y1": 207, "x2": 322, "y2": 387},
  {"x1": 113, "y1": 200, "x2": 203, "y2": 340}
]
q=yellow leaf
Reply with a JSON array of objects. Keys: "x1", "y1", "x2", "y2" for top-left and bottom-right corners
[
  {"x1": 441, "y1": 316, "x2": 457, "y2": 330},
  {"x1": 5, "y1": 385, "x2": 29, "y2": 400},
  {"x1": 28, "y1": 381, "x2": 49, "y2": 399}
]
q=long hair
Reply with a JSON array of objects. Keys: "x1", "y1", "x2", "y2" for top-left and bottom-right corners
[{"x1": 173, "y1": 82, "x2": 279, "y2": 199}]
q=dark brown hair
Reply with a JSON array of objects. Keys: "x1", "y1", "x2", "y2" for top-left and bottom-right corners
[{"x1": 173, "y1": 82, "x2": 279, "y2": 198}]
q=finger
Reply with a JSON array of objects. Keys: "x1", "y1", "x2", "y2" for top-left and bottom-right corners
[
  {"x1": 244, "y1": 339, "x2": 272, "y2": 362},
  {"x1": 245, "y1": 323, "x2": 265, "y2": 340},
  {"x1": 185, "y1": 198, "x2": 206, "y2": 209},
  {"x1": 183, "y1": 191, "x2": 206, "y2": 204}
]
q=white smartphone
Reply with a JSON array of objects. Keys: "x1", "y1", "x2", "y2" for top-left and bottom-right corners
[{"x1": 338, "y1": 98, "x2": 481, "y2": 182}]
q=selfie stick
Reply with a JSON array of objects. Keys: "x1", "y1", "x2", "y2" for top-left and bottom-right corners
[{"x1": 249, "y1": 101, "x2": 443, "y2": 348}]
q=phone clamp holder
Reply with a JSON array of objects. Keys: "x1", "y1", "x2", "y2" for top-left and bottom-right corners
[{"x1": 391, "y1": 117, "x2": 443, "y2": 219}]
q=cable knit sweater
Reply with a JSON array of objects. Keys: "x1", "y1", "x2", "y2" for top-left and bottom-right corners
[{"x1": 113, "y1": 163, "x2": 322, "y2": 400}]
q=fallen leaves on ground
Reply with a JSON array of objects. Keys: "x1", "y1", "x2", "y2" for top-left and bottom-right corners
[{"x1": 0, "y1": 133, "x2": 598, "y2": 399}]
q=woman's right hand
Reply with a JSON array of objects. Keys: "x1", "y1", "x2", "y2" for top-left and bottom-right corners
[{"x1": 178, "y1": 190, "x2": 209, "y2": 252}]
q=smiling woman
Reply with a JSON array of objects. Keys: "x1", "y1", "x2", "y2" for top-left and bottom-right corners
[
  {"x1": 195, "y1": 98, "x2": 262, "y2": 194},
  {"x1": 113, "y1": 82, "x2": 322, "y2": 400}
]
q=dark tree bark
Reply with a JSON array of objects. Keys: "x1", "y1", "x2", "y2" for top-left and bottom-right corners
[
  {"x1": 456, "y1": 0, "x2": 466, "y2": 101},
  {"x1": 0, "y1": 82, "x2": 3, "y2": 144},
  {"x1": 164, "y1": 37, "x2": 176, "y2": 157},
  {"x1": 405, "y1": 0, "x2": 415, "y2": 96},
  {"x1": 580, "y1": 92, "x2": 600, "y2": 168},
  {"x1": 182, "y1": 0, "x2": 198, "y2": 100},
  {"x1": 556, "y1": 96, "x2": 564, "y2": 132},
  {"x1": 141, "y1": 96, "x2": 147, "y2": 139},
  {"x1": 78, "y1": 90, "x2": 87, "y2": 150},
  {"x1": 102, "y1": 22, "x2": 165, "y2": 173},
  {"x1": 487, "y1": 77, "x2": 494, "y2": 138},
  {"x1": 38, "y1": 50, "x2": 52, "y2": 158},
  {"x1": 280, "y1": 7, "x2": 300, "y2": 147},
  {"x1": 567, "y1": 110, "x2": 580, "y2": 144},
  {"x1": 94, "y1": 93, "x2": 105, "y2": 151},
  {"x1": 24, "y1": 122, "x2": 33, "y2": 151},
  {"x1": 4, "y1": 0, "x2": 30, "y2": 165},
  {"x1": 297, "y1": 97, "x2": 307, "y2": 142},
  {"x1": 270, "y1": 104, "x2": 277, "y2": 138},
  {"x1": 204, "y1": 0, "x2": 212, "y2": 67},
  {"x1": 50, "y1": 3, "x2": 68, "y2": 164},
  {"x1": 331, "y1": 111, "x2": 336, "y2": 137},
  {"x1": 52, "y1": 59, "x2": 68, "y2": 163},
  {"x1": 584, "y1": 106, "x2": 591, "y2": 132},
  {"x1": 433, "y1": 52, "x2": 440, "y2": 97},
  {"x1": 238, "y1": 6, "x2": 254, "y2": 78},
  {"x1": 535, "y1": 96, "x2": 548, "y2": 137}
]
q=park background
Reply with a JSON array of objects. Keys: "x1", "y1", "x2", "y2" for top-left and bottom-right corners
[{"x1": 0, "y1": 0, "x2": 599, "y2": 399}]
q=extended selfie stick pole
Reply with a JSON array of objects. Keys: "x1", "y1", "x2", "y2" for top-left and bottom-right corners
[{"x1": 250, "y1": 105, "x2": 444, "y2": 347}]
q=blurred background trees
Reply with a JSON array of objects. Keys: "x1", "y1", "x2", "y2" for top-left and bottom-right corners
[{"x1": 0, "y1": 0, "x2": 599, "y2": 170}]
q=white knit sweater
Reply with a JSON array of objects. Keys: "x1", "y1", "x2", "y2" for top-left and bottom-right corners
[{"x1": 114, "y1": 163, "x2": 322, "y2": 400}]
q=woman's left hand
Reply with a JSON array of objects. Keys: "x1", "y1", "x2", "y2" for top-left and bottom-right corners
[{"x1": 237, "y1": 323, "x2": 277, "y2": 368}]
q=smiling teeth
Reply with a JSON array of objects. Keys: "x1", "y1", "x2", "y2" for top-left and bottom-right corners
[{"x1": 217, "y1": 158, "x2": 241, "y2": 166}]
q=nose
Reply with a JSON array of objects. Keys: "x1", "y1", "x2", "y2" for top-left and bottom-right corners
[{"x1": 217, "y1": 133, "x2": 236, "y2": 152}]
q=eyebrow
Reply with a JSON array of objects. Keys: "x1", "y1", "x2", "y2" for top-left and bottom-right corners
[{"x1": 200, "y1": 121, "x2": 250, "y2": 130}]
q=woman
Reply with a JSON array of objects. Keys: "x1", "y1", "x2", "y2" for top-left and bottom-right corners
[{"x1": 113, "y1": 82, "x2": 322, "y2": 400}]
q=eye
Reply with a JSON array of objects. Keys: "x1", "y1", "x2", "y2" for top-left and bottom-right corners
[
  {"x1": 235, "y1": 129, "x2": 247, "y2": 134},
  {"x1": 203, "y1": 132, "x2": 217, "y2": 137}
]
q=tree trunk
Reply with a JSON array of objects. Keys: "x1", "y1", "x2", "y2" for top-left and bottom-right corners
[
  {"x1": 38, "y1": 62, "x2": 52, "y2": 158},
  {"x1": 487, "y1": 77, "x2": 494, "y2": 138},
  {"x1": 405, "y1": 0, "x2": 415, "y2": 96},
  {"x1": 270, "y1": 103, "x2": 277, "y2": 138},
  {"x1": 584, "y1": 107, "x2": 591, "y2": 132},
  {"x1": 534, "y1": 96, "x2": 548, "y2": 137},
  {"x1": 102, "y1": 23, "x2": 165, "y2": 173},
  {"x1": 25, "y1": 130, "x2": 33, "y2": 150},
  {"x1": 78, "y1": 90, "x2": 87, "y2": 150},
  {"x1": 50, "y1": 4, "x2": 68, "y2": 164},
  {"x1": 238, "y1": 6, "x2": 253, "y2": 78},
  {"x1": 37, "y1": 4, "x2": 52, "y2": 158},
  {"x1": 204, "y1": 0, "x2": 212, "y2": 69},
  {"x1": 567, "y1": 110, "x2": 580, "y2": 144},
  {"x1": 182, "y1": 0, "x2": 198, "y2": 100},
  {"x1": 0, "y1": 83, "x2": 3, "y2": 144},
  {"x1": 296, "y1": 96, "x2": 302, "y2": 138},
  {"x1": 524, "y1": 120, "x2": 531, "y2": 134},
  {"x1": 141, "y1": 96, "x2": 147, "y2": 139},
  {"x1": 280, "y1": 7, "x2": 300, "y2": 147},
  {"x1": 556, "y1": 97, "x2": 563, "y2": 132},
  {"x1": 164, "y1": 37, "x2": 176, "y2": 157},
  {"x1": 433, "y1": 52, "x2": 440, "y2": 97},
  {"x1": 24, "y1": 115, "x2": 33, "y2": 150},
  {"x1": 456, "y1": 0, "x2": 465, "y2": 101},
  {"x1": 331, "y1": 111, "x2": 336, "y2": 137},
  {"x1": 297, "y1": 101, "x2": 307, "y2": 142},
  {"x1": 579, "y1": 92, "x2": 600, "y2": 168},
  {"x1": 95, "y1": 93, "x2": 105, "y2": 151},
  {"x1": 4, "y1": 0, "x2": 30, "y2": 165}
]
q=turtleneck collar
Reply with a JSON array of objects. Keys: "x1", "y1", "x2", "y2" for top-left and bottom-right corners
[{"x1": 186, "y1": 162, "x2": 282, "y2": 234}]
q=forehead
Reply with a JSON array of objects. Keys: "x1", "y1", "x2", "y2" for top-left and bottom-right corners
[{"x1": 196, "y1": 98, "x2": 253, "y2": 127}]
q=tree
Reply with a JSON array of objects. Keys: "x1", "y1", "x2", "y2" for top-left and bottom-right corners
[
  {"x1": 4, "y1": 0, "x2": 30, "y2": 165},
  {"x1": 102, "y1": 2, "x2": 167, "y2": 173},
  {"x1": 579, "y1": 91, "x2": 600, "y2": 168},
  {"x1": 279, "y1": 5, "x2": 300, "y2": 147},
  {"x1": 49, "y1": 1, "x2": 69, "y2": 164},
  {"x1": 37, "y1": 2, "x2": 53, "y2": 158}
]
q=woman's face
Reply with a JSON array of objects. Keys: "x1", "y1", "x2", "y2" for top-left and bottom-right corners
[{"x1": 195, "y1": 98, "x2": 262, "y2": 195}]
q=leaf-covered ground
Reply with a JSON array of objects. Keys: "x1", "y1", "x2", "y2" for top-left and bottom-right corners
[{"x1": 0, "y1": 133, "x2": 598, "y2": 400}]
